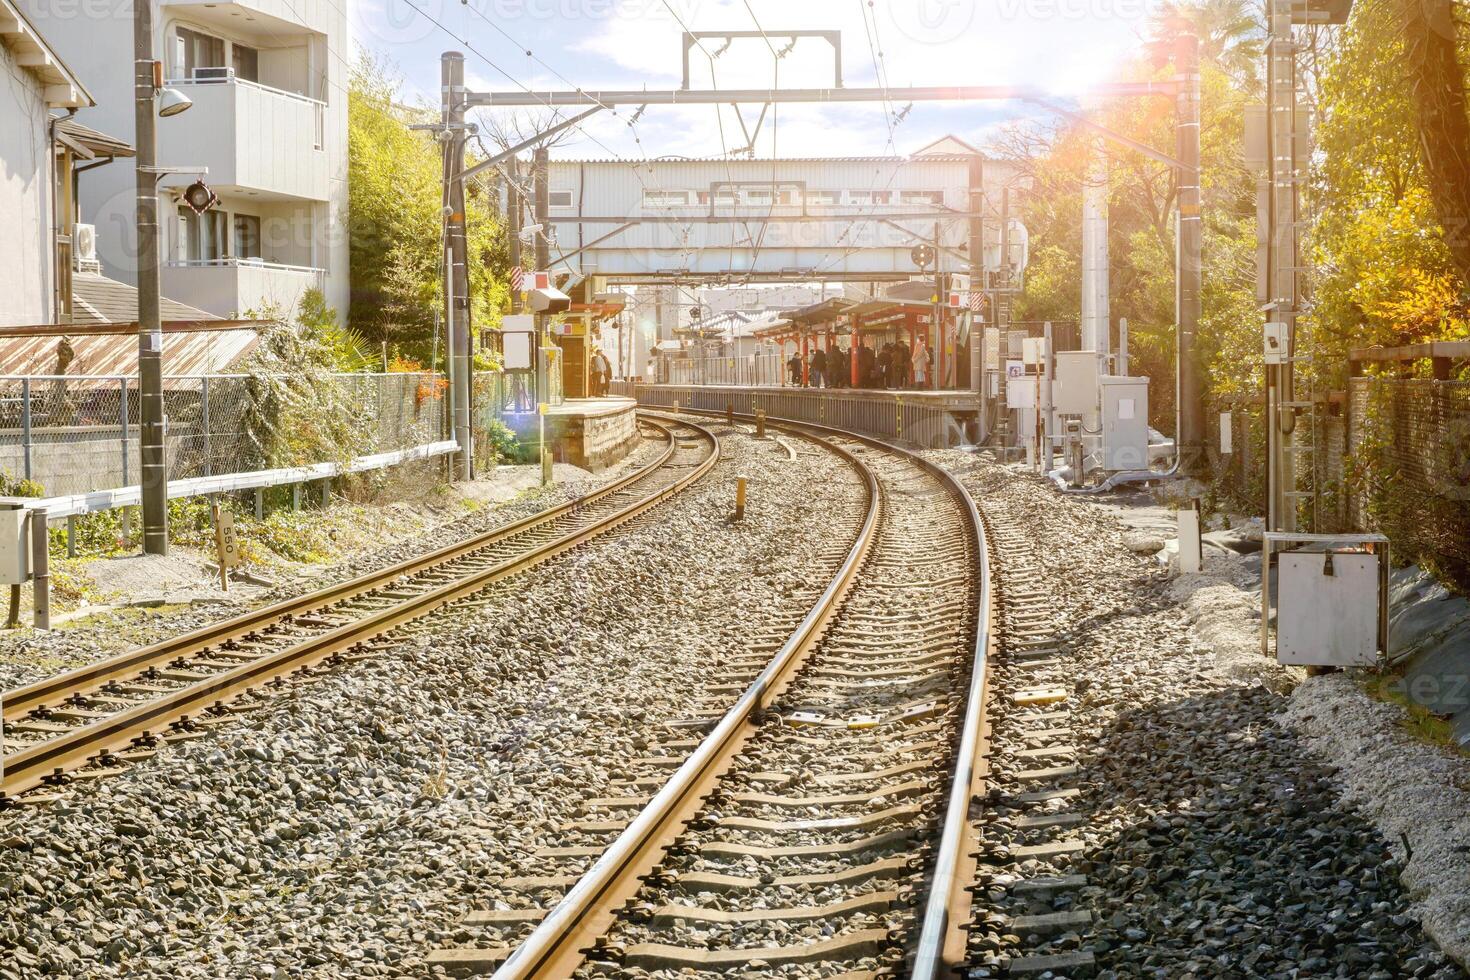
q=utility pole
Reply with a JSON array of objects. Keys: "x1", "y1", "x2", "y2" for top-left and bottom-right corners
[
  {"x1": 931, "y1": 220, "x2": 943, "y2": 392},
  {"x1": 507, "y1": 156, "x2": 523, "y2": 315},
  {"x1": 967, "y1": 156, "x2": 986, "y2": 434},
  {"x1": 533, "y1": 146, "x2": 551, "y2": 401},
  {"x1": 1175, "y1": 31, "x2": 1205, "y2": 475},
  {"x1": 441, "y1": 51, "x2": 472, "y2": 481},
  {"x1": 1266, "y1": 0, "x2": 1299, "y2": 532},
  {"x1": 134, "y1": 0, "x2": 167, "y2": 555}
]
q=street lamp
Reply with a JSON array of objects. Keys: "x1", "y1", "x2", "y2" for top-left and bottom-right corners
[{"x1": 156, "y1": 86, "x2": 193, "y2": 118}]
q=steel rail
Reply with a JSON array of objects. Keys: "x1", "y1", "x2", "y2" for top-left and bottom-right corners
[
  {"x1": 491, "y1": 422, "x2": 883, "y2": 980},
  {"x1": 1, "y1": 415, "x2": 719, "y2": 800},
  {"x1": 2, "y1": 414, "x2": 683, "y2": 724},
  {"x1": 633, "y1": 406, "x2": 993, "y2": 977}
]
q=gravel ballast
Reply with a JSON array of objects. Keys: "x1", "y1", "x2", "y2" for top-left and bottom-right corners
[
  {"x1": 932, "y1": 451, "x2": 1465, "y2": 979},
  {"x1": 0, "y1": 422, "x2": 865, "y2": 978},
  {"x1": 0, "y1": 443, "x2": 668, "y2": 693}
]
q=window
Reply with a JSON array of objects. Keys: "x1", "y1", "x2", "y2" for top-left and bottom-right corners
[
  {"x1": 900, "y1": 190, "x2": 945, "y2": 206},
  {"x1": 549, "y1": 190, "x2": 574, "y2": 208},
  {"x1": 176, "y1": 27, "x2": 226, "y2": 81},
  {"x1": 805, "y1": 191, "x2": 840, "y2": 206},
  {"x1": 697, "y1": 190, "x2": 738, "y2": 206},
  {"x1": 178, "y1": 206, "x2": 227, "y2": 262},
  {"x1": 231, "y1": 43, "x2": 259, "y2": 83},
  {"x1": 233, "y1": 214, "x2": 261, "y2": 260},
  {"x1": 642, "y1": 190, "x2": 689, "y2": 207},
  {"x1": 849, "y1": 190, "x2": 892, "y2": 206}
]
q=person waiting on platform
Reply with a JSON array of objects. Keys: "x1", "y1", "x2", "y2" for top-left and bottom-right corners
[
  {"x1": 858, "y1": 343, "x2": 875, "y2": 388},
  {"x1": 912, "y1": 338, "x2": 930, "y2": 388},
  {"x1": 896, "y1": 339, "x2": 912, "y2": 388},
  {"x1": 875, "y1": 343, "x2": 892, "y2": 389},
  {"x1": 589, "y1": 346, "x2": 612, "y2": 397},
  {"x1": 829, "y1": 346, "x2": 847, "y2": 389},
  {"x1": 809, "y1": 346, "x2": 827, "y2": 388},
  {"x1": 787, "y1": 350, "x2": 804, "y2": 386}
]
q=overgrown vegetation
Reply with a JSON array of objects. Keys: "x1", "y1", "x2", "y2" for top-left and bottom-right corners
[{"x1": 347, "y1": 55, "x2": 508, "y2": 364}]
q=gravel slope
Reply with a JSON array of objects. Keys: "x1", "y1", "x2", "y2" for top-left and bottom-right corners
[
  {"x1": 0, "y1": 441, "x2": 668, "y2": 693},
  {"x1": 931, "y1": 452, "x2": 1465, "y2": 980},
  {"x1": 0, "y1": 424, "x2": 865, "y2": 979}
]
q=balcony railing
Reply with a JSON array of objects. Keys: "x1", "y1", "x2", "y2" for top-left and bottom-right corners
[{"x1": 169, "y1": 70, "x2": 325, "y2": 149}]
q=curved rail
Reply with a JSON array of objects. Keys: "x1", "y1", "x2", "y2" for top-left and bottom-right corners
[
  {"x1": 489, "y1": 410, "x2": 992, "y2": 979},
  {"x1": 1, "y1": 413, "x2": 720, "y2": 800},
  {"x1": 3, "y1": 415, "x2": 683, "y2": 724},
  {"x1": 490, "y1": 424, "x2": 883, "y2": 980}
]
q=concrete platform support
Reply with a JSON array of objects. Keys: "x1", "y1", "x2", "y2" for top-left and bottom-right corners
[
  {"x1": 505, "y1": 397, "x2": 640, "y2": 471},
  {"x1": 620, "y1": 384, "x2": 974, "y2": 449}
]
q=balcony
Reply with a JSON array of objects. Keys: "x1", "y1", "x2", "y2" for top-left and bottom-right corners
[
  {"x1": 162, "y1": 258, "x2": 325, "y2": 319},
  {"x1": 158, "y1": 73, "x2": 327, "y2": 202}
]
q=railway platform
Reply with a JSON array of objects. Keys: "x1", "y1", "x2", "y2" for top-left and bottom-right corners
[
  {"x1": 613, "y1": 382, "x2": 978, "y2": 449},
  {"x1": 502, "y1": 396, "x2": 639, "y2": 470}
]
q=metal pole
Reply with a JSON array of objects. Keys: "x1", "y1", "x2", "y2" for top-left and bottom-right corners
[
  {"x1": 442, "y1": 51, "x2": 473, "y2": 481},
  {"x1": 31, "y1": 508, "x2": 48, "y2": 630},
  {"x1": 200, "y1": 375, "x2": 211, "y2": 477},
  {"x1": 21, "y1": 378, "x2": 31, "y2": 481},
  {"x1": 1118, "y1": 317, "x2": 1129, "y2": 375},
  {"x1": 1175, "y1": 30, "x2": 1205, "y2": 477},
  {"x1": 119, "y1": 377, "x2": 129, "y2": 485},
  {"x1": 136, "y1": 0, "x2": 168, "y2": 555}
]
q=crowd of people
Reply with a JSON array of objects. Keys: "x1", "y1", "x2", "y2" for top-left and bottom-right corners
[{"x1": 785, "y1": 338, "x2": 932, "y2": 389}]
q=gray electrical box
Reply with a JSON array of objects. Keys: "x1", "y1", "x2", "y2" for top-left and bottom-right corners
[
  {"x1": 1099, "y1": 376, "x2": 1149, "y2": 470},
  {"x1": 0, "y1": 502, "x2": 31, "y2": 585},
  {"x1": 1054, "y1": 350, "x2": 1100, "y2": 416}
]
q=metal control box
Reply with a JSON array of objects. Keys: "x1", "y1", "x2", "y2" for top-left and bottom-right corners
[
  {"x1": 1278, "y1": 550, "x2": 1381, "y2": 666},
  {"x1": 1099, "y1": 376, "x2": 1150, "y2": 471},
  {"x1": 1053, "y1": 350, "x2": 1100, "y2": 416},
  {"x1": 1261, "y1": 533, "x2": 1390, "y2": 668},
  {"x1": 0, "y1": 504, "x2": 30, "y2": 585}
]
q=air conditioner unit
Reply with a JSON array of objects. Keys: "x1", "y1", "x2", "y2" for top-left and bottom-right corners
[{"x1": 73, "y1": 223, "x2": 99, "y2": 272}]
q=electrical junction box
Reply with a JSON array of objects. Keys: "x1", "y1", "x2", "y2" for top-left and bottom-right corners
[
  {"x1": 502, "y1": 314, "x2": 536, "y2": 371},
  {"x1": 1277, "y1": 549, "x2": 1381, "y2": 666},
  {"x1": 1022, "y1": 336, "x2": 1048, "y2": 366},
  {"x1": 1099, "y1": 376, "x2": 1149, "y2": 470},
  {"x1": 1053, "y1": 350, "x2": 1099, "y2": 416},
  {"x1": 1264, "y1": 322, "x2": 1288, "y2": 364},
  {"x1": 0, "y1": 502, "x2": 31, "y2": 586}
]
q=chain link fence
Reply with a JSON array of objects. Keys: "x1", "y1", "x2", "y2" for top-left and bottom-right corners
[
  {"x1": 1345, "y1": 378, "x2": 1470, "y2": 589},
  {"x1": 0, "y1": 373, "x2": 448, "y2": 498}
]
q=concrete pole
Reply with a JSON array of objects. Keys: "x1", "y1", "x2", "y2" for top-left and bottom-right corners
[
  {"x1": 507, "y1": 156, "x2": 523, "y2": 315},
  {"x1": 441, "y1": 51, "x2": 472, "y2": 481},
  {"x1": 1118, "y1": 317, "x2": 1130, "y2": 376},
  {"x1": 1081, "y1": 137, "x2": 1111, "y2": 367},
  {"x1": 533, "y1": 146, "x2": 551, "y2": 407},
  {"x1": 968, "y1": 156, "x2": 986, "y2": 436},
  {"x1": 134, "y1": 0, "x2": 168, "y2": 555},
  {"x1": 1266, "y1": 0, "x2": 1298, "y2": 531},
  {"x1": 1175, "y1": 31, "x2": 1205, "y2": 476}
]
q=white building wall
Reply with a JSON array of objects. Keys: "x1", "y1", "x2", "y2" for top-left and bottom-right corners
[
  {"x1": 16, "y1": 0, "x2": 349, "y2": 320},
  {"x1": 0, "y1": 37, "x2": 53, "y2": 326}
]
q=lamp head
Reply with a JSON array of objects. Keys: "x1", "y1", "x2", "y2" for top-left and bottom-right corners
[{"x1": 157, "y1": 86, "x2": 193, "y2": 117}]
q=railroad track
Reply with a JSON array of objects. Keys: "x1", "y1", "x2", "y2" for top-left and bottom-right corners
[
  {"x1": 428, "y1": 416, "x2": 993, "y2": 979},
  {"x1": 0, "y1": 413, "x2": 719, "y2": 804}
]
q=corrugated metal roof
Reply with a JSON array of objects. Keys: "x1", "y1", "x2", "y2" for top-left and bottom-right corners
[
  {"x1": 0, "y1": 274, "x2": 258, "y2": 377},
  {"x1": 0, "y1": 330, "x2": 259, "y2": 377}
]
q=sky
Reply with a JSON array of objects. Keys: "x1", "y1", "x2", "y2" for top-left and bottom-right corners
[{"x1": 348, "y1": 0, "x2": 1165, "y2": 160}]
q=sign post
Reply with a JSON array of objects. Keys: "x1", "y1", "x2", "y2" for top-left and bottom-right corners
[{"x1": 212, "y1": 500, "x2": 239, "y2": 592}]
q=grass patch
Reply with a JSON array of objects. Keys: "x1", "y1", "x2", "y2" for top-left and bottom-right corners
[{"x1": 1362, "y1": 670, "x2": 1468, "y2": 753}]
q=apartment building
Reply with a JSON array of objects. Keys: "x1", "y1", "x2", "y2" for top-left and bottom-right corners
[
  {"x1": 17, "y1": 0, "x2": 349, "y2": 320},
  {"x1": 0, "y1": 0, "x2": 91, "y2": 326}
]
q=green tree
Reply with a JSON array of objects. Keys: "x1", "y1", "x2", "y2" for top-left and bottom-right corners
[{"x1": 347, "y1": 56, "x2": 506, "y2": 363}]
